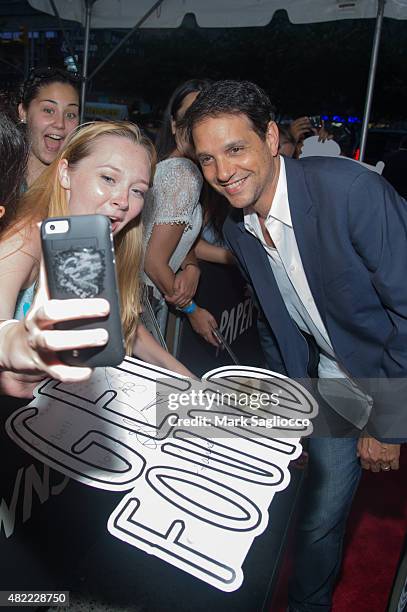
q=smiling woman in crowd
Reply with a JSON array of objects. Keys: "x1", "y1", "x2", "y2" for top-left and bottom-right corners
[{"x1": 17, "y1": 66, "x2": 81, "y2": 187}]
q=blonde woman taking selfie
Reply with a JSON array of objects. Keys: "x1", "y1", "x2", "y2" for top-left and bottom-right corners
[{"x1": 0, "y1": 121, "x2": 194, "y2": 398}]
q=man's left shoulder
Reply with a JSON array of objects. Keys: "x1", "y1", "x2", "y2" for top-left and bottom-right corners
[
  {"x1": 292, "y1": 156, "x2": 393, "y2": 205},
  {"x1": 298, "y1": 155, "x2": 374, "y2": 183}
]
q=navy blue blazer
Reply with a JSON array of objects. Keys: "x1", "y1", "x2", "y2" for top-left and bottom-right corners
[{"x1": 223, "y1": 156, "x2": 407, "y2": 439}]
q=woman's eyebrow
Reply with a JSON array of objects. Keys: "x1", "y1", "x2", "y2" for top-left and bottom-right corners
[
  {"x1": 97, "y1": 166, "x2": 150, "y2": 187},
  {"x1": 38, "y1": 99, "x2": 79, "y2": 107},
  {"x1": 97, "y1": 164, "x2": 122, "y2": 172}
]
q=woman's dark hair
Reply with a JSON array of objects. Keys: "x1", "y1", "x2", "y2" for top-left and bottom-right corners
[
  {"x1": 278, "y1": 124, "x2": 296, "y2": 147},
  {"x1": 19, "y1": 66, "x2": 81, "y2": 110},
  {"x1": 155, "y1": 78, "x2": 212, "y2": 161},
  {"x1": 201, "y1": 183, "x2": 231, "y2": 243},
  {"x1": 0, "y1": 97, "x2": 28, "y2": 233}
]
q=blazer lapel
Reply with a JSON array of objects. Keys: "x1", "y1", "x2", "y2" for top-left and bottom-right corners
[
  {"x1": 284, "y1": 158, "x2": 328, "y2": 328},
  {"x1": 235, "y1": 224, "x2": 309, "y2": 377}
]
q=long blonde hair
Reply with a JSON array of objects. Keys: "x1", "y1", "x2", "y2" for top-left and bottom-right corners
[{"x1": 10, "y1": 120, "x2": 156, "y2": 354}]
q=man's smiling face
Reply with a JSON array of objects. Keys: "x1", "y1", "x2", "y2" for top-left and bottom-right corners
[{"x1": 193, "y1": 113, "x2": 279, "y2": 215}]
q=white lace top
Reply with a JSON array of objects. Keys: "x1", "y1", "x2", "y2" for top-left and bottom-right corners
[{"x1": 142, "y1": 157, "x2": 203, "y2": 297}]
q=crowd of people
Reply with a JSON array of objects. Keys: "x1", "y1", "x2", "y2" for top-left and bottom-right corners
[{"x1": 0, "y1": 67, "x2": 406, "y2": 612}]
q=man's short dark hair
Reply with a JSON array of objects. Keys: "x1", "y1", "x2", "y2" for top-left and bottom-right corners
[{"x1": 180, "y1": 80, "x2": 275, "y2": 143}]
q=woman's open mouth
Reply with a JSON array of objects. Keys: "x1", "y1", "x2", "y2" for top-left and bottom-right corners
[
  {"x1": 108, "y1": 217, "x2": 122, "y2": 233},
  {"x1": 44, "y1": 134, "x2": 64, "y2": 152}
]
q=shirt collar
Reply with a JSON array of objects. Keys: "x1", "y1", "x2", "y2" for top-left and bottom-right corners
[
  {"x1": 266, "y1": 156, "x2": 292, "y2": 227},
  {"x1": 244, "y1": 156, "x2": 292, "y2": 235}
]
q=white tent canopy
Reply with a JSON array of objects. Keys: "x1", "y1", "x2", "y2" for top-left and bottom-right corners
[
  {"x1": 27, "y1": 0, "x2": 407, "y2": 160},
  {"x1": 29, "y1": 0, "x2": 407, "y2": 28}
]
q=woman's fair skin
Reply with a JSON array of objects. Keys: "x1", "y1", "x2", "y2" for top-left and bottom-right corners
[
  {"x1": 0, "y1": 131, "x2": 194, "y2": 398},
  {"x1": 58, "y1": 135, "x2": 150, "y2": 232},
  {"x1": 19, "y1": 82, "x2": 79, "y2": 186}
]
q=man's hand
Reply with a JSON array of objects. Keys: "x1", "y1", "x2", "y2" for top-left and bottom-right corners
[
  {"x1": 317, "y1": 126, "x2": 333, "y2": 143},
  {"x1": 357, "y1": 436, "x2": 400, "y2": 472},
  {"x1": 289, "y1": 117, "x2": 314, "y2": 143}
]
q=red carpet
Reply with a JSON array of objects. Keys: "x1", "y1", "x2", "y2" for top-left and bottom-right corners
[{"x1": 271, "y1": 447, "x2": 407, "y2": 612}]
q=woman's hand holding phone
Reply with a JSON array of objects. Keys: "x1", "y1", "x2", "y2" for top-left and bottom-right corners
[{"x1": 0, "y1": 260, "x2": 110, "y2": 396}]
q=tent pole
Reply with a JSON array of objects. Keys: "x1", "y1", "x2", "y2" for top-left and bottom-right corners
[
  {"x1": 359, "y1": 0, "x2": 386, "y2": 161},
  {"x1": 80, "y1": 0, "x2": 95, "y2": 123},
  {"x1": 88, "y1": 0, "x2": 165, "y2": 81},
  {"x1": 49, "y1": 0, "x2": 76, "y2": 65}
]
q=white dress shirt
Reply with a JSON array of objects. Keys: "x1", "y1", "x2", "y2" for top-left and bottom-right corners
[{"x1": 244, "y1": 157, "x2": 372, "y2": 428}]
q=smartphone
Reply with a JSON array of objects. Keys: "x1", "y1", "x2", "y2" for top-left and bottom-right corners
[
  {"x1": 41, "y1": 214, "x2": 125, "y2": 368},
  {"x1": 309, "y1": 115, "x2": 322, "y2": 129}
]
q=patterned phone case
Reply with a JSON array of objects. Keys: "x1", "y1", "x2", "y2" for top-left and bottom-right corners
[{"x1": 41, "y1": 214, "x2": 125, "y2": 367}]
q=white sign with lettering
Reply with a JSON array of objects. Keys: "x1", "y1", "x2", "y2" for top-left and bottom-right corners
[{"x1": 6, "y1": 358, "x2": 317, "y2": 592}]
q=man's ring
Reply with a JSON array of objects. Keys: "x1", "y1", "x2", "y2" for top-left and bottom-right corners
[{"x1": 381, "y1": 464, "x2": 391, "y2": 471}]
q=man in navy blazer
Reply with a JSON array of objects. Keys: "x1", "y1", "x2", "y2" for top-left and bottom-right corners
[{"x1": 182, "y1": 80, "x2": 406, "y2": 612}]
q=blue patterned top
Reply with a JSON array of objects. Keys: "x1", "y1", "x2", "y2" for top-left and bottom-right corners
[{"x1": 14, "y1": 284, "x2": 35, "y2": 320}]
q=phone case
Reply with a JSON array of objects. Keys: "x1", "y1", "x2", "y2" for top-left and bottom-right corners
[{"x1": 41, "y1": 214, "x2": 125, "y2": 368}]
